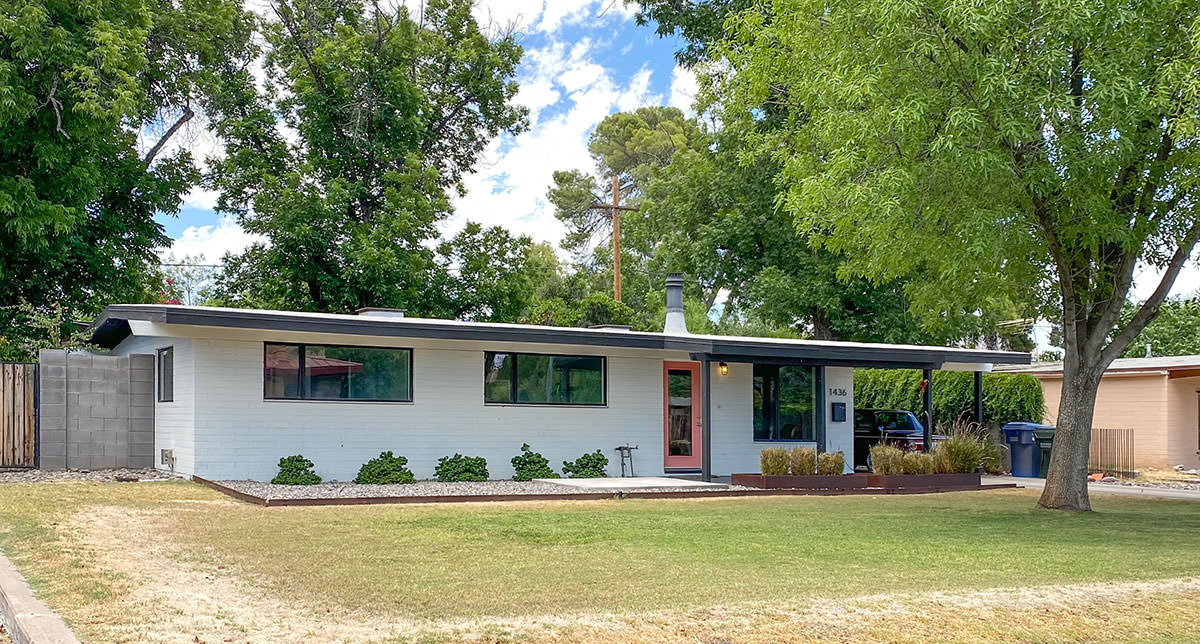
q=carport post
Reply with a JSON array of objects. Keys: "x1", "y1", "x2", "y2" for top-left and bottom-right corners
[
  {"x1": 974, "y1": 371, "x2": 984, "y2": 424},
  {"x1": 922, "y1": 368, "x2": 933, "y2": 450},
  {"x1": 701, "y1": 355, "x2": 712, "y2": 482}
]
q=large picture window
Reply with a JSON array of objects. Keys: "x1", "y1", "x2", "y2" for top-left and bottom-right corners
[
  {"x1": 753, "y1": 365, "x2": 815, "y2": 441},
  {"x1": 264, "y1": 343, "x2": 412, "y2": 402},
  {"x1": 484, "y1": 352, "x2": 605, "y2": 405}
]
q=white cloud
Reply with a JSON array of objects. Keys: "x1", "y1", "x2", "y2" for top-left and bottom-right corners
[
  {"x1": 668, "y1": 64, "x2": 699, "y2": 113},
  {"x1": 470, "y1": 0, "x2": 628, "y2": 34},
  {"x1": 1131, "y1": 260, "x2": 1200, "y2": 302},
  {"x1": 444, "y1": 33, "x2": 666, "y2": 249},
  {"x1": 164, "y1": 215, "x2": 264, "y2": 263}
]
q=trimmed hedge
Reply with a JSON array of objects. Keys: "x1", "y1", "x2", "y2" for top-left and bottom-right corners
[{"x1": 854, "y1": 369, "x2": 1044, "y2": 427}]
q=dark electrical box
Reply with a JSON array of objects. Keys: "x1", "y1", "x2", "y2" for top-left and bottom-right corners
[{"x1": 830, "y1": 402, "x2": 847, "y2": 423}]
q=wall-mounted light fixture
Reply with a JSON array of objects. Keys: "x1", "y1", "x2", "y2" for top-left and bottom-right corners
[{"x1": 718, "y1": 361, "x2": 729, "y2": 376}]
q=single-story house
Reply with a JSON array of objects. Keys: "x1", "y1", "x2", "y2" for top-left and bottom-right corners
[
  {"x1": 87, "y1": 277, "x2": 1030, "y2": 481},
  {"x1": 1012, "y1": 356, "x2": 1200, "y2": 471}
]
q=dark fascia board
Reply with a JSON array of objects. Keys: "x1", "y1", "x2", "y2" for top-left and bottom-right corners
[{"x1": 90, "y1": 304, "x2": 1031, "y2": 367}]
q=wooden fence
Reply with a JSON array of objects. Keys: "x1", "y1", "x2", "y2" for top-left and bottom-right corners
[
  {"x1": 1089, "y1": 427, "x2": 1135, "y2": 477},
  {"x1": 1, "y1": 362, "x2": 37, "y2": 468}
]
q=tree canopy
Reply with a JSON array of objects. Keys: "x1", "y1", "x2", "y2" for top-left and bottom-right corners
[
  {"x1": 715, "y1": 0, "x2": 1200, "y2": 509},
  {"x1": 1120, "y1": 297, "x2": 1200, "y2": 358},
  {"x1": 0, "y1": 0, "x2": 256, "y2": 359},
  {"x1": 207, "y1": 0, "x2": 527, "y2": 315}
]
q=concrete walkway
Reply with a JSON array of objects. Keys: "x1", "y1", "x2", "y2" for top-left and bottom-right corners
[
  {"x1": 984, "y1": 475, "x2": 1200, "y2": 501},
  {"x1": 534, "y1": 476, "x2": 728, "y2": 490}
]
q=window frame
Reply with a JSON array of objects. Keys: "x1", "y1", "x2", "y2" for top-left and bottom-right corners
[
  {"x1": 262, "y1": 341, "x2": 414, "y2": 403},
  {"x1": 157, "y1": 346, "x2": 174, "y2": 403},
  {"x1": 752, "y1": 363, "x2": 816, "y2": 442},
  {"x1": 483, "y1": 351, "x2": 608, "y2": 407}
]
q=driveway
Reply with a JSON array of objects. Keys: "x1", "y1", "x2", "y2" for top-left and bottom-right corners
[{"x1": 984, "y1": 475, "x2": 1200, "y2": 501}]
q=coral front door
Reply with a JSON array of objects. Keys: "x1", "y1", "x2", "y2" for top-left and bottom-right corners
[{"x1": 663, "y1": 362, "x2": 702, "y2": 470}]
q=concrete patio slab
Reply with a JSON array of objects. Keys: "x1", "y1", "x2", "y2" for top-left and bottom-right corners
[{"x1": 533, "y1": 476, "x2": 728, "y2": 490}]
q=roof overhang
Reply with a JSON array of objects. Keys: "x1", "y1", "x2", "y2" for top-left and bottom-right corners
[{"x1": 89, "y1": 304, "x2": 1032, "y2": 370}]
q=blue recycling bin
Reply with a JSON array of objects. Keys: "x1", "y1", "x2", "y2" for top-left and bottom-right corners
[{"x1": 1003, "y1": 422, "x2": 1053, "y2": 478}]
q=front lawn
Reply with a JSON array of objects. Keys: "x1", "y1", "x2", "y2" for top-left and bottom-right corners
[{"x1": 0, "y1": 481, "x2": 1198, "y2": 643}]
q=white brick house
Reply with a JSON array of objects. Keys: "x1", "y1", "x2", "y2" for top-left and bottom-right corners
[{"x1": 91, "y1": 280, "x2": 1028, "y2": 482}]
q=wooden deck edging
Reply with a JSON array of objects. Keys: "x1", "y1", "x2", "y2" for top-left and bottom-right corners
[{"x1": 193, "y1": 476, "x2": 1015, "y2": 507}]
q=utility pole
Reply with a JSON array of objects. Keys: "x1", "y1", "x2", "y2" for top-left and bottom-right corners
[
  {"x1": 588, "y1": 175, "x2": 637, "y2": 302},
  {"x1": 611, "y1": 175, "x2": 622, "y2": 302}
]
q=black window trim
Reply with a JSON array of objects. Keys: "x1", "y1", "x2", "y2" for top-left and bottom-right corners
[
  {"x1": 483, "y1": 350, "x2": 608, "y2": 407},
  {"x1": 157, "y1": 346, "x2": 174, "y2": 403},
  {"x1": 752, "y1": 363, "x2": 816, "y2": 443},
  {"x1": 263, "y1": 341, "x2": 414, "y2": 403}
]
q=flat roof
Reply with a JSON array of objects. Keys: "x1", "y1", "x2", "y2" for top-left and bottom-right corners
[
  {"x1": 89, "y1": 304, "x2": 1031, "y2": 370},
  {"x1": 1001, "y1": 355, "x2": 1200, "y2": 376}
]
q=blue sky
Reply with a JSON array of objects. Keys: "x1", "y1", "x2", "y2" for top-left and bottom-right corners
[{"x1": 161, "y1": 1, "x2": 693, "y2": 263}]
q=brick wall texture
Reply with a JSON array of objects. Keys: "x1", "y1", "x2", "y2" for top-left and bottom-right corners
[{"x1": 38, "y1": 349, "x2": 154, "y2": 470}]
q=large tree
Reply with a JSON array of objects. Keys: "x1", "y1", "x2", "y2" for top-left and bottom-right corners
[
  {"x1": 0, "y1": 0, "x2": 255, "y2": 358},
  {"x1": 717, "y1": 0, "x2": 1200, "y2": 510},
  {"x1": 1119, "y1": 297, "x2": 1200, "y2": 358},
  {"x1": 208, "y1": 0, "x2": 526, "y2": 315}
]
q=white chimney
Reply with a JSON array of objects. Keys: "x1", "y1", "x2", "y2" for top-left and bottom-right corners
[
  {"x1": 664, "y1": 274, "x2": 687, "y2": 334},
  {"x1": 355, "y1": 307, "x2": 407, "y2": 319}
]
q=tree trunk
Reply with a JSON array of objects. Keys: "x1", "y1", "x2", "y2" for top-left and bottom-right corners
[{"x1": 1036, "y1": 349, "x2": 1105, "y2": 511}]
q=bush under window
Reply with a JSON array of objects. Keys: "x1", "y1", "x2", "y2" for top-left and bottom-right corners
[
  {"x1": 511, "y1": 443, "x2": 558, "y2": 481},
  {"x1": 271, "y1": 454, "x2": 321, "y2": 485},
  {"x1": 435, "y1": 454, "x2": 489, "y2": 482},
  {"x1": 562, "y1": 450, "x2": 608, "y2": 478},
  {"x1": 355, "y1": 451, "x2": 416, "y2": 484}
]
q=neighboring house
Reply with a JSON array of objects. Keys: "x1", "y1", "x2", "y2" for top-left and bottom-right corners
[
  {"x1": 1012, "y1": 356, "x2": 1200, "y2": 470},
  {"x1": 86, "y1": 277, "x2": 1029, "y2": 482}
]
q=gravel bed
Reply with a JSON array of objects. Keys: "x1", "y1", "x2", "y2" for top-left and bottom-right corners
[
  {"x1": 218, "y1": 479, "x2": 746, "y2": 501},
  {"x1": 1091, "y1": 478, "x2": 1200, "y2": 491},
  {"x1": 0, "y1": 468, "x2": 177, "y2": 485}
]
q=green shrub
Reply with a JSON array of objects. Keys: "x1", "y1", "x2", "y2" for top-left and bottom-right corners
[
  {"x1": 271, "y1": 454, "x2": 321, "y2": 485},
  {"x1": 817, "y1": 451, "x2": 846, "y2": 476},
  {"x1": 562, "y1": 450, "x2": 609, "y2": 478},
  {"x1": 354, "y1": 451, "x2": 415, "y2": 484},
  {"x1": 760, "y1": 448, "x2": 790, "y2": 475},
  {"x1": 854, "y1": 369, "x2": 1045, "y2": 427},
  {"x1": 511, "y1": 443, "x2": 558, "y2": 481},
  {"x1": 869, "y1": 444, "x2": 906, "y2": 475},
  {"x1": 901, "y1": 451, "x2": 937, "y2": 475},
  {"x1": 931, "y1": 419, "x2": 1002, "y2": 473},
  {"x1": 788, "y1": 447, "x2": 817, "y2": 475},
  {"x1": 434, "y1": 454, "x2": 489, "y2": 482}
]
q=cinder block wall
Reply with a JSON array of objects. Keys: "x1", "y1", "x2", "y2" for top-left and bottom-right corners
[{"x1": 38, "y1": 350, "x2": 155, "y2": 470}]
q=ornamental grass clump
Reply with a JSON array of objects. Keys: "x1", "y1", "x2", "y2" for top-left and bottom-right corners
[
  {"x1": 816, "y1": 451, "x2": 846, "y2": 476},
  {"x1": 271, "y1": 454, "x2": 321, "y2": 485},
  {"x1": 932, "y1": 418, "x2": 1004, "y2": 474},
  {"x1": 354, "y1": 451, "x2": 415, "y2": 484},
  {"x1": 788, "y1": 447, "x2": 816, "y2": 475},
  {"x1": 562, "y1": 450, "x2": 608, "y2": 478},
  {"x1": 760, "y1": 448, "x2": 790, "y2": 475},
  {"x1": 901, "y1": 451, "x2": 937, "y2": 475},
  {"x1": 511, "y1": 443, "x2": 558, "y2": 481},
  {"x1": 869, "y1": 444, "x2": 906, "y2": 475},
  {"x1": 434, "y1": 454, "x2": 489, "y2": 482}
]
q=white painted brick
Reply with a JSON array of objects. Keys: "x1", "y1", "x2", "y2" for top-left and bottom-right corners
[{"x1": 113, "y1": 332, "x2": 855, "y2": 481}]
